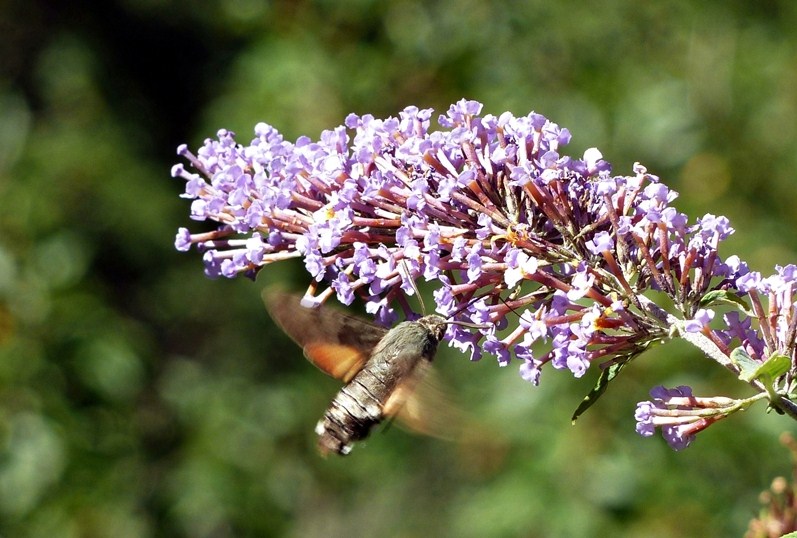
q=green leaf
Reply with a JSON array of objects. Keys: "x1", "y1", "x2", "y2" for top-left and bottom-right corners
[
  {"x1": 730, "y1": 347, "x2": 760, "y2": 382},
  {"x1": 571, "y1": 360, "x2": 628, "y2": 423},
  {"x1": 734, "y1": 348, "x2": 791, "y2": 384},
  {"x1": 779, "y1": 532, "x2": 797, "y2": 538},
  {"x1": 757, "y1": 353, "x2": 791, "y2": 383},
  {"x1": 698, "y1": 289, "x2": 753, "y2": 315}
]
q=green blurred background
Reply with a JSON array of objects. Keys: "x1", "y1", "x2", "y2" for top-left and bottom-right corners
[{"x1": 2, "y1": 1, "x2": 797, "y2": 536}]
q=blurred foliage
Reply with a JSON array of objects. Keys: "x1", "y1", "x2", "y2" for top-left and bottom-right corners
[{"x1": 1, "y1": 0, "x2": 797, "y2": 536}]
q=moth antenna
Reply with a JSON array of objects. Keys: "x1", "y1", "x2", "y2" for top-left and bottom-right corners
[
  {"x1": 446, "y1": 319, "x2": 491, "y2": 330},
  {"x1": 497, "y1": 295, "x2": 534, "y2": 324},
  {"x1": 446, "y1": 292, "x2": 486, "y2": 319},
  {"x1": 442, "y1": 293, "x2": 493, "y2": 330}
]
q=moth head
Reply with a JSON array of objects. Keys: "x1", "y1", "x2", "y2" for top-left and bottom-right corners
[{"x1": 416, "y1": 315, "x2": 446, "y2": 341}]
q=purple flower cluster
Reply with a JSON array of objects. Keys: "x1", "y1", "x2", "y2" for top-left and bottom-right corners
[
  {"x1": 173, "y1": 99, "x2": 796, "y2": 449},
  {"x1": 635, "y1": 386, "x2": 733, "y2": 450}
]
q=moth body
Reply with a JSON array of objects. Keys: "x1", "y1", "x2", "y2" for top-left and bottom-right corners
[
  {"x1": 316, "y1": 315, "x2": 446, "y2": 455},
  {"x1": 264, "y1": 290, "x2": 456, "y2": 456}
]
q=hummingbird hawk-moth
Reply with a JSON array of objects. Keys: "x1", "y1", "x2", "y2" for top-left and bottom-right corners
[{"x1": 264, "y1": 290, "x2": 462, "y2": 456}]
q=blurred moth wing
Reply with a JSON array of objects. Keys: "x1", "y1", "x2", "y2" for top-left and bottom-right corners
[
  {"x1": 387, "y1": 363, "x2": 466, "y2": 441},
  {"x1": 263, "y1": 290, "x2": 386, "y2": 382},
  {"x1": 263, "y1": 289, "x2": 464, "y2": 454}
]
